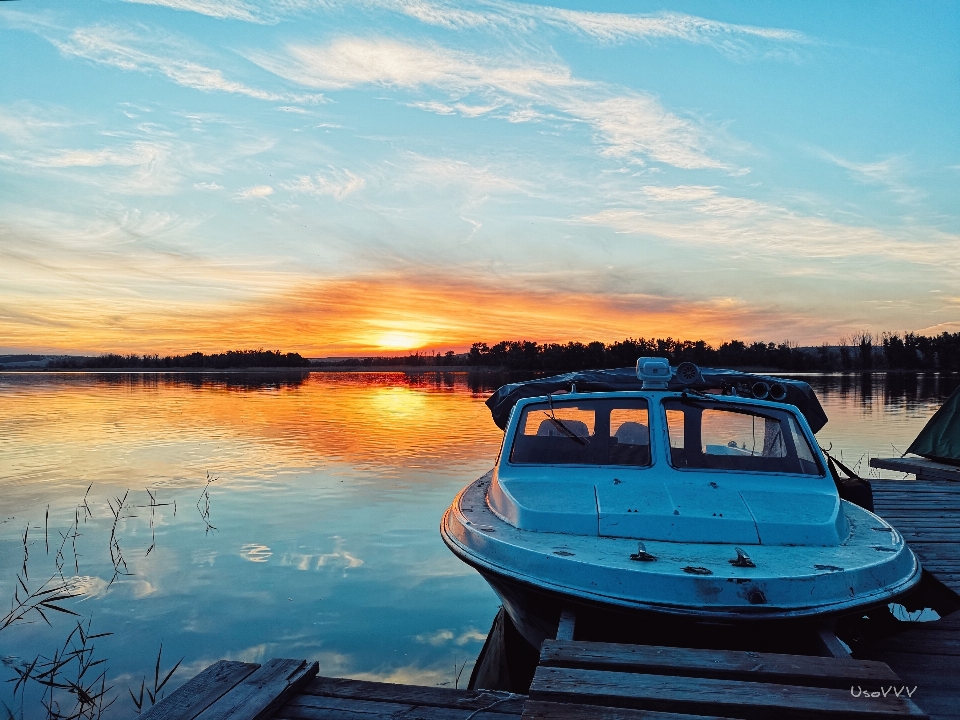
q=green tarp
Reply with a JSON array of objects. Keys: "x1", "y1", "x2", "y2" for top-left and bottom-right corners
[{"x1": 908, "y1": 386, "x2": 960, "y2": 466}]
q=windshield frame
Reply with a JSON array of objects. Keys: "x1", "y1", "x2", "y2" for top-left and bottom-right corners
[
  {"x1": 660, "y1": 395, "x2": 826, "y2": 477},
  {"x1": 507, "y1": 394, "x2": 654, "y2": 468}
]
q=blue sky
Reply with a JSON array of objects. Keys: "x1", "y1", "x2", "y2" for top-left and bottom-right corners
[{"x1": 1, "y1": 0, "x2": 958, "y2": 354}]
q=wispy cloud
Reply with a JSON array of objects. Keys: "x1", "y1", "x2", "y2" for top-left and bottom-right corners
[
  {"x1": 53, "y1": 25, "x2": 320, "y2": 103},
  {"x1": 252, "y1": 37, "x2": 726, "y2": 169},
  {"x1": 237, "y1": 184, "x2": 274, "y2": 199},
  {"x1": 123, "y1": 0, "x2": 808, "y2": 59},
  {"x1": 508, "y1": 5, "x2": 807, "y2": 52},
  {"x1": 406, "y1": 154, "x2": 522, "y2": 193},
  {"x1": 1, "y1": 132, "x2": 182, "y2": 195},
  {"x1": 582, "y1": 184, "x2": 960, "y2": 265},
  {"x1": 816, "y1": 150, "x2": 919, "y2": 202},
  {"x1": 256, "y1": 37, "x2": 577, "y2": 94},
  {"x1": 123, "y1": 0, "x2": 263, "y2": 23},
  {"x1": 38, "y1": 142, "x2": 164, "y2": 168},
  {"x1": 283, "y1": 168, "x2": 365, "y2": 199}
]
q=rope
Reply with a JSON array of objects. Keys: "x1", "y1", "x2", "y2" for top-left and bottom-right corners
[{"x1": 462, "y1": 691, "x2": 524, "y2": 720}]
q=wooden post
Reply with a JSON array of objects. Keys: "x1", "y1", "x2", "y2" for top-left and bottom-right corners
[
  {"x1": 815, "y1": 625, "x2": 851, "y2": 658},
  {"x1": 556, "y1": 609, "x2": 576, "y2": 641}
]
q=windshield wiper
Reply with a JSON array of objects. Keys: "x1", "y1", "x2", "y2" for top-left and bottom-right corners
[{"x1": 547, "y1": 394, "x2": 586, "y2": 445}]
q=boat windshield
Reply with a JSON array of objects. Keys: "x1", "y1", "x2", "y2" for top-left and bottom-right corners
[
  {"x1": 663, "y1": 398, "x2": 823, "y2": 476},
  {"x1": 510, "y1": 398, "x2": 650, "y2": 466}
]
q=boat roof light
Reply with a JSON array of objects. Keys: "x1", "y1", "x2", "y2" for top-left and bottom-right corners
[{"x1": 637, "y1": 357, "x2": 671, "y2": 389}]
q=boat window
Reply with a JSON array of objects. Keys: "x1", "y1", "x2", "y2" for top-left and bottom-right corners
[
  {"x1": 510, "y1": 398, "x2": 650, "y2": 466},
  {"x1": 662, "y1": 399, "x2": 823, "y2": 475}
]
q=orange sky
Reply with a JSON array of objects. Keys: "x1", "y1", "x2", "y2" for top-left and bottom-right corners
[{"x1": 0, "y1": 273, "x2": 846, "y2": 356}]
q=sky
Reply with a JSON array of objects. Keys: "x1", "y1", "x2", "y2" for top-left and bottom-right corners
[{"x1": 1, "y1": 0, "x2": 958, "y2": 356}]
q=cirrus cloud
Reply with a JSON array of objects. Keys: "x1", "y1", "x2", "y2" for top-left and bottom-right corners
[{"x1": 252, "y1": 37, "x2": 728, "y2": 169}]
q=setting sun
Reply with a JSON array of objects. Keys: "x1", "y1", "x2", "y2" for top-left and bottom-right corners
[{"x1": 375, "y1": 331, "x2": 429, "y2": 351}]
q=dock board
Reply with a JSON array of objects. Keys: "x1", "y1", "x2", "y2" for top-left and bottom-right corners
[
  {"x1": 871, "y1": 458, "x2": 960, "y2": 483},
  {"x1": 142, "y1": 659, "x2": 317, "y2": 720},
  {"x1": 528, "y1": 640, "x2": 927, "y2": 719},
  {"x1": 276, "y1": 676, "x2": 525, "y2": 719},
  {"x1": 872, "y1": 479, "x2": 960, "y2": 595},
  {"x1": 854, "y1": 611, "x2": 960, "y2": 720}
]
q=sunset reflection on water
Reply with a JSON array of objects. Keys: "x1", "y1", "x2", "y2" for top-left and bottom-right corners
[
  {"x1": 1, "y1": 372, "x2": 505, "y2": 498},
  {"x1": 0, "y1": 371, "x2": 955, "y2": 719}
]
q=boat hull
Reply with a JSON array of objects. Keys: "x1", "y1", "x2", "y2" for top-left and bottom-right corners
[{"x1": 442, "y1": 474, "x2": 921, "y2": 649}]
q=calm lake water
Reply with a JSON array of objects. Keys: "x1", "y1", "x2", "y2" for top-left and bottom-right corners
[{"x1": 1, "y1": 371, "x2": 957, "y2": 717}]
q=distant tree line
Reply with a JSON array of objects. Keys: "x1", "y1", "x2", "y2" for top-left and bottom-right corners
[
  {"x1": 463, "y1": 332, "x2": 960, "y2": 372},
  {"x1": 39, "y1": 331, "x2": 960, "y2": 373},
  {"x1": 321, "y1": 350, "x2": 467, "y2": 368},
  {"x1": 49, "y1": 349, "x2": 312, "y2": 370},
  {"x1": 328, "y1": 331, "x2": 960, "y2": 373}
]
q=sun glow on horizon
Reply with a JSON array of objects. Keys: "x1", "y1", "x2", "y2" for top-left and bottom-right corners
[{"x1": 375, "y1": 331, "x2": 430, "y2": 351}]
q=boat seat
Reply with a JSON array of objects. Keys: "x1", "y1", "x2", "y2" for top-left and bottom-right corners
[
  {"x1": 614, "y1": 421, "x2": 649, "y2": 445},
  {"x1": 536, "y1": 419, "x2": 590, "y2": 437}
]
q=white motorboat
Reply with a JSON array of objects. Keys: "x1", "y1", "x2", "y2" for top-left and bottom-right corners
[{"x1": 441, "y1": 359, "x2": 920, "y2": 650}]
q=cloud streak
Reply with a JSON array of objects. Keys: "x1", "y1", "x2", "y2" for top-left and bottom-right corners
[
  {"x1": 283, "y1": 168, "x2": 365, "y2": 199},
  {"x1": 817, "y1": 150, "x2": 920, "y2": 202},
  {"x1": 53, "y1": 25, "x2": 320, "y2": 103},
  {"x1": 582, "y1": 184, "x2": 960, "y2": 265},
  {"x1": 123, "y1": 0, "x2": 808, "y2": 58},
  {"x1": 253, "y1": 37, "x2": 726, "y2": 169}
]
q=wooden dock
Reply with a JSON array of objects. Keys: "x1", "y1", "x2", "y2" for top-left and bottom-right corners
[
  {"x1": 144, "y1": 476, "x2": 960, "y2": 720},
  {"x1": 872, "y1": 477, "x2": 960, "y2": 595},
  {"x1": 144, "y1": 637, "x2": 944, "y2": 720},
  {"x1": 871, "y1": 457, "x2": 960, "y2": 483}
]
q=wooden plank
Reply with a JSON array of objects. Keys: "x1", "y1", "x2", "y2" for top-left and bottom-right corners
[
  {"x1": 141, "y1": 661, "x2": 260, "y2": 720},
  {"x1": 538, "y1": 640, "x2": 899, "y2": 688},
  {"x1": 901, "y1": 543, "x2": 960, "y2": 557},
  {"x1": 874, "y1": 491, "x2": 960, "y2": 498},
  {"x1": 301, "y1": 676, "x2": 526, "y2": 714},
  {"x1": 276, "y1": 694, "x2": 522, "y2": 720},
  {"x1": 872, "y1": 480, "x2": 960, "y2": 490},
  {"x1": 921, "y1": 574, "x2": 960, "y2": 591},
  {"x1": 924, "y1": 572, "x2": 960, "y2": 586},
  {"x1": 875, "y1": 490, "x2": 960, "y2": 498},
  {"x1": 883, "y1": 524, "x2": 960, "y2": 531},
  {"x1": 871, "y1": 459, "x2": 960, "y2": 482},
  {"x1": 875, "y1": 504, "x2": 960, "y2": 511},
  {"x1": 556, "y1": 609, "x2": 576, "y2": 642},
  {"x1": 275, "y1": 697, "x2": 410, "y2": 720},
  {"x1": 280, "y1": 694, "x2": 411, "y2": 715},
  {"x1": 522, "y1": 700, "x2": 725, "y2": 720},
  {"x1": 194, "y1": 659, "x2": 318, "y2": 720},
  {"x1": 883, "y1": 520, "x2": 960, "y2": 527},
  {"x1": 528, "y1": 666, "x2": 928, "y2": 719},
  {"x1": 899, "y1": 534, "x2": 960, "y2": 542},
  {"x1": 849, "y1": 654, "x2": 960, "y2": 720},
  {"x1": 816, "y1": 627, "x2": 853, "y2": 658},
  {"x1": 863, "y1": 636, "x2": 960, "y2": 657},
  {"x1": 877, "y1": 506, "x2": 960, "y2": 512},
  {"x1": 859, "y1": 650, "x2": 960, "y2": 674}
]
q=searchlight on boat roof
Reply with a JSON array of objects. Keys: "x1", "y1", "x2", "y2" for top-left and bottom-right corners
[
  {"x1": 636, "y1": 357, "x2": 671, "y2": 389},
  {"x1": 636, "y1": 358, "x2": 702, "y2": 389}
]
